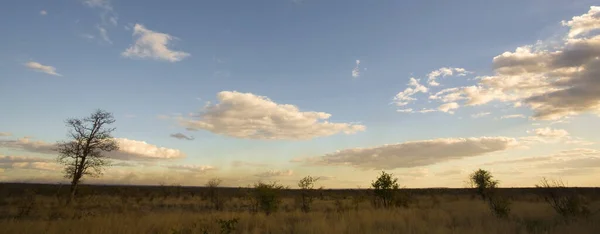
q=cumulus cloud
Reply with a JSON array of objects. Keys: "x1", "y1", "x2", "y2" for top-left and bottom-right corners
[
  {"x1": 109, "y1": 138, "x2": 186, "y2": 160},
  {"x1": 500, "y1": 114, "x2": 526, "y2": 119},
  {"x1": 169, "y1": 133, "x2": 194, "y2": 141},
  {"x1": 393, "y1": 78, "x2": 428, "y2": 106},
  {"x1": 352, "y1": 60, "x2": 361, "y2": 78},
  {"x1": 254, "y1": 169, "x2": 293, "y2": 178},
  {"x1": 177, "y1": 91, "x2": 365, "y2": 140},
  {"x1": 24, "y1": 61, "x2": 62, "y2": 76},
  {"x1": 122, "y1": 24, "x2": 190, "y2": 62},
  {"x1": 294, "y1": 137, "x2": 517, "y2": 170},
  {"x1": 427, "y1": 67, "x2": 470, "y2": 86},
  {"x1": 437, "y1": 102, "x2": 460, "y2": 114},
  {"x1": 0, "y1": 137, "x2": 185, "y2": 161},
  {"x1": 562, "y1": 6, "x2": 600, "y2": 38},
  {"x1": 471, "y1": 112, "x2": 491, "y2": 118},
  {"x1": 431, "y1": 7, "x2": 600, "y2": 120}
]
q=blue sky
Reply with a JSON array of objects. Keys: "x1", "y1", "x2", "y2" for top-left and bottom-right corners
[{"x1": 1, "y1": 0, "x2": 600, "y2": 188}]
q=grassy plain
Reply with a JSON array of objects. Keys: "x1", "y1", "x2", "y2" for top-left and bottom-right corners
[{"x1": 1, "y1": 183, "x2": 599, "y2": 234}]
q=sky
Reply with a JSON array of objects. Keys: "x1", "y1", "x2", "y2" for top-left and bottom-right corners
[{"x1": 1, "y1": 0, "x2": 600, "y2": 188}]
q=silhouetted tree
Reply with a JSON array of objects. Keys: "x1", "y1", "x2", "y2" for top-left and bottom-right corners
[
  {"x1": 56, "y1": 109, "x2": 118, "y2": 203},
  {"x1": 206, "y1": 178, "x2": 223, "y2": 210},
  {"x1": 371, "y1": 171, "x2": 399, "y2": 208},
  {"x1": 298, "y1": 175, "x2": 319, "y2": 212},
  {"x1": 469, "y1": 169, "x2": 497, "y2": 200}
]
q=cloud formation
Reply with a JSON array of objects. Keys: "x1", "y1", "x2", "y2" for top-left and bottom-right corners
[
  {"x1": 97, "y1": 25, "x2": 112, "y2": 44},
  {"x1": 122, "y1": 24, "x2": 190, "y2": 62},
  {"x1": 429, "y1": 6, "x2": 600, "y2": 120},
  {"x1": 177, "y1": 91, "x2": 365, "y2": 140},
  {"x1": 427, "y1": 67, "x2": 470, "y2": 86},
  {"x1": 24, "y1": 61, "x2": 62, "y2": 76},
  {"x1": 0, "y1": 155, "x2": 59, "y2": 172},
  {"x1": 255, "y1": 169, "x2": 294, "y2": 178},
  {"x1": 0, "y1": 132, "x2": 11, "y2": 137},
  {"x1": 169, "y1": 133, "x2": 194, "y2": 141},
  {"x1": 0, "y1": 137, "x2": 185, "y2": 161},
  {"x1": 295, "y1": 137, "x2": 517, "y2": 170},
  {"x1": 393, "y1": 78, "x2": 428, "y2": 106},
  {"x1": 352, "y1": 60, "x2": 361, "y2": 78},
  {"x1": 40, "y1": 10, "x2": 47, "y2": 16},
  {"x1": 437, "y1": 102, "x2": 459, "y2": 114},
  {"x1": 165, "y1": 164, "x2": 216, "y2": 173},
  {"x1": 471, "y1": 112, "x2": 491, "y2": 118},
  {"x1": 500, "y1": 114, "x2": 526, "y2": 119}
]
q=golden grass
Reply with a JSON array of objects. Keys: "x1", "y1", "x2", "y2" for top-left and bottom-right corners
[{"x1": 1, "y1": 188, "x2": 599, "y2": 234}]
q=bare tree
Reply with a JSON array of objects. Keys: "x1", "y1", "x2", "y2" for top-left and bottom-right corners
[{"x1": 56, "y1": 109, "x2": 118, "y2": 203}]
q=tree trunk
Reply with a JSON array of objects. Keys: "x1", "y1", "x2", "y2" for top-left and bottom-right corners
[{"x1": 68, "y1": 178, "x2": 79, "y2": 204}]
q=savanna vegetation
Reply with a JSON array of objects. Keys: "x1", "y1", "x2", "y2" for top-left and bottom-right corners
[
  {"x1": 1, "y1": 111, "x2": 599, "y2": 233},
  {"x1": 1, "y1": 170, "x2": 599, "y2": 234}
]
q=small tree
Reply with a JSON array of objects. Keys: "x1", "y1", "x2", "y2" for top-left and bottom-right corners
[
  {"x1": 371, "y1": 171, "x2": 400, "y2": 208},
  {"x1": 469, "y1": 169, "x2": 510, "y2": 218},
  {"x1": 56, "y1": 109, "x2": 118, "y2": 203},
  {"x1": 469, "y1": 169, "x2": 498, "y2": 200},
  {"x1": 251, "y1": 181, "x2": 286, "y2": 215},
  {"x1": 297, "y1": 175, "x2": 320, "y2": 212},
  {"x1": 206, "y1": 178, "x2": 223, "y2": 210}
]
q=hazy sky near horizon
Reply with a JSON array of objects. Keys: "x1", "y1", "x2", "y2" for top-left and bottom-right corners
[{"x1": 1, "y1": 0, "x2": 600, "y2": 188}]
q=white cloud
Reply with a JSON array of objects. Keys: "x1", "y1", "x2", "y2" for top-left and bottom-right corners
[
  {"x1": 255, "y1": 169, "x2": 293, "y2": 178},
  {"x1": 500, "y1": 114, "x2": 526, "y2": 119},
  {"x1": 24, "y1": 61, "x2": 62, "y2": 76},
  {"x1": 433, "y1": 7, "x2": 600, "y2": 120},
  {"x1": 0, "y1": 137, "x2": 185, "y2": 161},
  {"x1": 294, "y1": 137, "x2": 517, "y2": 170},
  {"x1": 109, "y1": 138, "x2": 186, "y2": 160},
  {"x1": 40, "y1": 10, "x2": 47, "y2": 16},
  {"x1": 437, "y1": 102, "x2": 459, "y2": 114},
  {"x1": 562, "y1": 6, "x2": 600, "y2": 38},
  {"x1": 393, "y1": 78, "x2": 428, "y2": 106},
  {"x1": 352, "y1": 59, "x2": 361, "y2": 78},
  {"x1": 122, "y1": 24, "x2": 190, "y2": 62},
  {"x1": 487, "y1": 148, "x2": 600, "y2": 172},
  {"x1": 471, "y1": 112, "x2": 491, "y2": 118},
  {"x1": 169, "y1": 133, "x2": 194, "y2": 140},
  {"x1": 97, "y1": 25, "x2": 112, "y2": 44},
  {"x1": 397, "y1": 108, "x2": 413, "y2": 113},
  {"x1": 177, "y1": 91, "x2": 365, "y2": 140},
  {"x1": 427, "y1": 67, "x2": 470, "y2": 86}
]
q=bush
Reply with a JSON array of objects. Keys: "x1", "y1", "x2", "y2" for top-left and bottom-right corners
[
  {"x1": 251, "y1": 181, "x2": 286, "y2": 215},
  {"x1": 536, "y1": 178, "x2": 590, "y2": 220},
  {"x1": 469, "y1": 169, "x2": 498, "y2": 200}
]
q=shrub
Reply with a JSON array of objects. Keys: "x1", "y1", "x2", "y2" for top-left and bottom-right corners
[
  {"x1": 217, "y1": 218, "x2": 239, "y2": 234},
  {"x1": 536, "y1": 178, "x2": 590, "y2": 220},
  {"x1": 251, "y1": 181, "x2": 286, "y2": 215}
]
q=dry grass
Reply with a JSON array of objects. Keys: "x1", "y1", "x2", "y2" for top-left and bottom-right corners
[{"x1": 0, "y1": 184, "x2": 599, "y2": 234}]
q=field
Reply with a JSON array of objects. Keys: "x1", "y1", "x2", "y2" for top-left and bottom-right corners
[{"x1": 1, "y1": 183, "x2": 599, "y2": 234}]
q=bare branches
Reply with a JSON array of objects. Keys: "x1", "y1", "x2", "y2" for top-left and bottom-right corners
[{"x1": 56, "y1": 109, "x2": 118, "y2": 202}]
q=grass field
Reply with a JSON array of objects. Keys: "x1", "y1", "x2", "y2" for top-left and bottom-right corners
[{"x1": 1, "y1": 183, "x2": 599, "y2": 234}]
